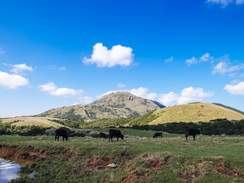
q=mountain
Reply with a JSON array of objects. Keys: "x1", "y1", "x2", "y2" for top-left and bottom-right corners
[
  {"x1": 139, "y1": 102, "x2": 244, "y2": 125},
  {"x1": 37, "y1": 92, "x2": 164, "y2": 121}
]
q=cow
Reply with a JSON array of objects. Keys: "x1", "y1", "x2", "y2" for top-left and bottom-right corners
[
  {"x1": 153, "y1": 132, "x2": 163, "y2": 138},
  {"x1": 100, "y1": 132, "x2": 109, "y2": 139},
  {"x1": 109, "y1": 129, "x2": 124, "y2": 142},
  {"x1": 185, "y1": 128, "x2": 200, "y2": 141},
  {"x1": 55, "y1": 127, "x2": 69, "y2": 141}
]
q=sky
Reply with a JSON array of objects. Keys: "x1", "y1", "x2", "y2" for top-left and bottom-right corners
[{"x1": 0, "y1": 0, "x2": 244, "y2": 117}]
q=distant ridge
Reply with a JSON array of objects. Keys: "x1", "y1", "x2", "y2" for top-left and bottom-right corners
[{"x1": 212, "y1": 103, "x2": 244, "y2": 115}]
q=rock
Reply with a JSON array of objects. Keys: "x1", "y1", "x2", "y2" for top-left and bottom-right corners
[{"x1": 107, "y1": 163, "x2": 117, "y2": 168}]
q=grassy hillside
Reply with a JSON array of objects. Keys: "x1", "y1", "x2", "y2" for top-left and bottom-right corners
[
  {"x1": 72, "y1": 103, "x2": 244, "y2": 128},
  {"x1": 146, "y1": 103, "x2": 244, "y2": 125},
  {"x1": 0, "y1": 117, "x2": 65, "y2": 128}
]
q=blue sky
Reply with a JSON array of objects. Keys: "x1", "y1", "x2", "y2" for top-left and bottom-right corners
[{"x1": 0, "y1": 0, "x2": 244, "y2": 117}]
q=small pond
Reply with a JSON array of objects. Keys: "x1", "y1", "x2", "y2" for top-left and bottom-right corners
[{"x1": 0, "y1": 158, "x2": 21, "y2": 183}]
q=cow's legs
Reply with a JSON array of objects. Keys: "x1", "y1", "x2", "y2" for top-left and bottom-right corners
[
  {"x1": 193, "y1": 135, "x2": 196, "y2": 141},
  {"x1": 185, "y1": 134, "x2": 188, "y2": 141},
  {"x1": 56, "y1": 135, "x2": 60, "y2": 141}
]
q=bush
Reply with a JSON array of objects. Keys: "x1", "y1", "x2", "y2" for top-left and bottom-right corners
[
  {"x1": 0, "y1": 123, "x2": 46, "y2": 136},
  {"x1": 130, "y1": 119, "x2": 244, "y2": 135}
]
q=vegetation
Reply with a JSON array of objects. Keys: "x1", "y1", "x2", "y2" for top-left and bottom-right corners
[
  {"x1": 131, "y1": 119, "x2": 244, "y2": 135},
  {"x1": 0, "y1": 134, "x2": 244, "y2": 183},
  {"x1": 0, "y1": 117, "x2": 64, "y2": 128},
  {"x1": 149, "y1": 103, "x2": 244, "y2": 125},
  {"x1": 81, "y1": 118, "x2": 131, "y2": 128},
  {"x1": 49, "y1": 118, "x2": 85, "y2": 128},
  {"x1": 0, "y1": 123, "x2": 46, "y2": 136}
]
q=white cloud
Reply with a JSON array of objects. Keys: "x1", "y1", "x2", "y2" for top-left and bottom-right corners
[
  {"x1": 158, "y1": 92, "x2": 179, "y2": 106},
  {"x1": 40, "y1": 82, "x2": 80, "y2": 97},
  {"x1": 186, "y1": 53, "x2": 212, "y2": 65},
  {"x1": 213, "y1": 60, "x2": 244, "y2": 75},
  {"x1": 177, "y1": 87, "x2": 213, "y2": 104},
  {"x1": 83, "y1": 43, "x2": 133, "y2": 67},
  {"x1": 39, "y1": 82, "x2": 93, "y2": 104},
  {"x1": 207, "y1": 0, "x2": 244, "y2": 6},
  {"x1": 130, "y1": 87, "x2": 158, "y2": 101},
  {"x1": 186, "y1": 57, "x2": 198, "y2": 65},
  {"x1": 200, "y1": 53, "x2": 212, "y2": 62},
  {"x1": 185, "y1": 53, "x2": 243, "y2": 77},
  {"x1": 80, "y1": 96, "x2": 93, "y2": 104},
  {"x1": 130, "y1": 87, "x2": 213, "y2": 106},
  {"x1": 100, "y1": 86, "x2": 213, "y2": 106},
  {"x1": 10, "y1": 64, "x2": 33, "y2": 74},
  {"x1": 224, "y1": 81, "x2": 244, "y2": 95},
  {"x1": 0, "y1": 71, "x2": 29, "y2": 89}
]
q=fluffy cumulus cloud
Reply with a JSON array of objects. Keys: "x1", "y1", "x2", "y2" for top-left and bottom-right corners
[
  {"x1": 130, "y1": 87, "x2": 158, "y2": 101},
  {"x1": 186, "y1": 53, "x2": 213, "y2": 65},
  {"x1": 158, "y1": 92, "x2": 179, "y2": 106},
  {"x1": 10, "y1": 64, "x2": 33, "y2": 74},
  {"x1": 0, "y1": 71, "x2": 29, "y2": 89},
  {"x1": 101, "y1": 86, "x2": 213, "y2": 106},
  {"x1": 158, "y1": 87, "x2": 213, "y2": 105},
  {"x1": 224, "y1": 81, "x2": 244, "y2": 95},
  {"x1": 39, "y1": 82, "x2": 92, "y2": 104},
  {"x1": 207, "y1": 0, "x2": 244, "y2": 6},
  {"x1": 177, "y1": 87, "x2": 213, "y2": 104},
  {"x1": 40, "y1": 82, "x2": 81, "y2": 97},
  {"x1": 83, "y1": 43, "x2": 133, "y2": 67}
]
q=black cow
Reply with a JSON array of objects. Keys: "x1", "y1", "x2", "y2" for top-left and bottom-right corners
[
  {"x1": 153, "y1": 132, "x2": 162, "y2": 138},
  {"x1": 100, "y1": 132, "x2": 109, "y2": 139},
  {"x1": 185, "y1": 128, "x2": 200, "y2": 141},
  {"x1": 55, "y1": 127, "x2": 69, "y2": 141},
  {"x1": 109, "y1": 129, "x2": 124, "y2": 142}
]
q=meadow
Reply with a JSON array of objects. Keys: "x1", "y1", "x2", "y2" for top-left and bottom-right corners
[{"x1": 0, "y1": 130, "x2": 244, "y2": 183}]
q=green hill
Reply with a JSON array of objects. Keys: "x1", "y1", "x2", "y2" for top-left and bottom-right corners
[
  {"x1": 0, "y1": 117, "x2": 65, "y2": 128},
  {"x1": 143, "y1": 102, "x2": 244, "y2": 125}
]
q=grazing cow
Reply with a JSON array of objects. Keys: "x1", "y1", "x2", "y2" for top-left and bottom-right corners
[
  {"x1": 185, "y1": 128, "x2": 200, "y2": 141},
  {"x1": 109, "y1": 129, "x2": 124, "y2": 142},
  {"x1": 100, "y1": 132, "x2": 109, "y2": 139},
  {"x1": 55, "y1": 127, "x2": 69, "y2": 141},
  {"x1": 153, "y1": 132, "x2": 163, "y2": 138}
]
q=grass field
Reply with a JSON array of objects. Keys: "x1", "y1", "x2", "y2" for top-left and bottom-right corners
[{"x1": 0, "y1": 133, "x2": 244, "y2": 183}]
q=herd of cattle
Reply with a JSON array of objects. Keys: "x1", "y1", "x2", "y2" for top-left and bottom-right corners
[{"x1": 55, "y1": 127, "x2": 200, "y2": 142}]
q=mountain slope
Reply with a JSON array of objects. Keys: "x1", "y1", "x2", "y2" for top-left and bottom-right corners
[
  {"x1": 147, "y1": 102, "x2": 244, "y2": 125},
  {"x1": 38, "y1": 92, "x2": 164, "y2": 120},
  {"x1": 1, "y1": 117, "x2": 65, "y2": 128}
]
